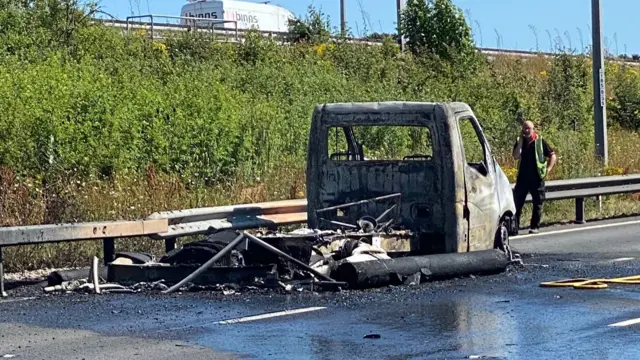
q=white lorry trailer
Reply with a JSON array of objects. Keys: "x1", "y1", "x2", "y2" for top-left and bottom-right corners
[{"x1": 180, "y1": 0, "x2": 295, "y2": 33}]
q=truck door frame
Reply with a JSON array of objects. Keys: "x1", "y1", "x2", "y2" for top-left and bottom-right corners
[{"x1": 455, "y1": 113, "x2": 500, "y2": 252}]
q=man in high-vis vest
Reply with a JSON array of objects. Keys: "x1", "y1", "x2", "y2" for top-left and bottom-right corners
[{"x1": 512, "y1": 120, "x2": 557, "y2": 233}]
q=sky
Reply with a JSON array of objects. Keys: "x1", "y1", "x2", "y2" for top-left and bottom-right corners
[{"x1": 94, "y1": 0, "x2": 640, "y2": 55}]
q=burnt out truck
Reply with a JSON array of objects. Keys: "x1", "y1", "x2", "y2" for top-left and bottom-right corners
[{"x1": 306, "y1": 101, "x2": 517, "y2": 256}]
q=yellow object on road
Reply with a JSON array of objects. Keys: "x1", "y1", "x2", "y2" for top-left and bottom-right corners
[{"x1": 540, "y1": 275, "x2": 640, "y2": 290}]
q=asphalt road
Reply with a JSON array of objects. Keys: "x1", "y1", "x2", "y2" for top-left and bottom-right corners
[{"x1": 2, "y1": 218, "x2": 640, "y2": 360}]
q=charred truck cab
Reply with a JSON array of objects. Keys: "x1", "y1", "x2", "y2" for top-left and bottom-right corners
[{"x1": 306, "y1": 102, "x2": 517, "y2": 255}]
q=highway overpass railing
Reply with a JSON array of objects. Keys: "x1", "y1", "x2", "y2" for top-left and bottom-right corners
[
  {"x1": 1, "y1": 173, "x2": 640, "y2": 296},
  {"x1": 92, "y1": 15, "x2": 640, "y2": 67},
  {"x1": 123, "y1": 14, "x2": 240, "y2": 42}
]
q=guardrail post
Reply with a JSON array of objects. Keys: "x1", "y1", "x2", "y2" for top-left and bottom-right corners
[
  {"x1": 0, "y1": 246, "x2": 6, "y2": 297},
  {"x1": 103, "y1": 239, "x2": 115, "y2": 266},
  {"x1": 575, "y1": 197, "x2": 586, "y2": 224},
  {"x1": 165, "y1": 238, "x2": 177, "y2": 253}
]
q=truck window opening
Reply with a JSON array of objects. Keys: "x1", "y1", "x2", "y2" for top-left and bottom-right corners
[
  {"x1": 327, "y1": 125, "x2": 434, "y2": 162},
  {"x1": 458, "y1": 116, "x2": 488, "y2": 176}
]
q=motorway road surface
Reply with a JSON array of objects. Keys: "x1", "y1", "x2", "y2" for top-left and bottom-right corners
[{"x1": 2, "y1": 218, "x2": 640, "y2": 359}]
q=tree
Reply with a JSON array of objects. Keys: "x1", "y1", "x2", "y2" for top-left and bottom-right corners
[
  {"x1": 287, "y1": 5, "x2": 332, "y2": 44},
  {"x1": 399, "y1": 0, "x2": 475, "y2": 61},
  {"x1": 541, "y1": 54, "x2": 591, "y2": 131},
  {"x1": 0, "y1": 0, "x2": 99, "y2": 57}
]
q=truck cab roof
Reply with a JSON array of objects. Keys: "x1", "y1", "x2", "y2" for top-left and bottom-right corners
[{"x1": 313, "y1": 101, "x2": 474, "y2": 122}]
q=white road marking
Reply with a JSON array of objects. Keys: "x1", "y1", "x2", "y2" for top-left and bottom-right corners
[
  {"x1": 0, "y1": 297, "x2": 36, "y2": 304},
  {"x1": 609, "y1": 317, "x2": 640, "y2": 327},
  {"x1": 512, "y1": 219, "x2": 640, "y2": 240},
  {"x1": 596, "y1": 257, "x2": 636, "y2": 265},
  {"x1": 155, "y1": 306, "x2": 327, "y2": 333},
  {"x1": 215, "y1": 306, "x2": 326, "y2": 325}
]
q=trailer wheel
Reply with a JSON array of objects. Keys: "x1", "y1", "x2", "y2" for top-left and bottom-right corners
[{"x1": 494, "y1": 220, "x2": 509, "y2": 252}]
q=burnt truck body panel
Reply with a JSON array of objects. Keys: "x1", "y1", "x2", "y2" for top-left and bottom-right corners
[{"x1": 306, "y1": 102, "x2": 516, "y2": 254}]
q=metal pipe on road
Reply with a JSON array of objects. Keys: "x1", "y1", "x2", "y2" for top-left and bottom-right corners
[
  {"x1": 333, "y1": 249, "x2": 510, "y2": 289},
  {"x1": 92, "y1": 256, "x2": 101, "y2": 294}
]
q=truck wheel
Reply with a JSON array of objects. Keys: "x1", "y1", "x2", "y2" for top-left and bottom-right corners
[{"x1": 494, "y1": 220, "x2": 509, "y2": 251}]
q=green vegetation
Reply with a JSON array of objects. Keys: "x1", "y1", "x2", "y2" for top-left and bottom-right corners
[
  {"x1": 1, "y1": 0, "x2": 640, "y2": 271},
  {"x1": 399, "y1": 0, "x2": 475, "y2": 61}
]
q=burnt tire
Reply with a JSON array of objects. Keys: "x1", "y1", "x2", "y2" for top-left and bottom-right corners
[{"x1": 494, "y1": 220, "x2": 509, "y2": 252}]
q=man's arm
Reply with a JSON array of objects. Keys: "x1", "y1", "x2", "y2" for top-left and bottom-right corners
[
  {"x1": 543, "y1": 140, "x2": 557, "y2": 173},
  {"x1": 512, "y1": 137, "x2": 523, "y2": 160},
  {"x1": 547, "y1": 152, "x2": 557, "y2": 173}
]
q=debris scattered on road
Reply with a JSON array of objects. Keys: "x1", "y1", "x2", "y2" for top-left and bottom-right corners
[
  {"x1": 43, "y1": 280, "x2": 86, "y2": 293},
  {"x1": 47, "y1": 267, "x2": 107, "y2": 286},
  {"x1": 541, "y1": 274, "x2": 640, "y2": 290},
  {"x1": 130, "y1": 280, "x2": 169, "y2": 292},
  {"x1": 43, "y1": 279, "x2": 130, "y2": 294},
  {"x1": 34, "y1": 206, "x2": 514, "y2": 296},
  {"x1": 91, "y1": 256, "x2": 101, "y2": 294}
]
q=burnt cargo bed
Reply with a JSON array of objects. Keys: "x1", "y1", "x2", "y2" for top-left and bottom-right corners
[{"x1": 107, "y1": 263, "x2": 274, "y2": 287}]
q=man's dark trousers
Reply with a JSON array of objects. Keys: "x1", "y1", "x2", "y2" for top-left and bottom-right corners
[{"x1": 513, "y1": 176, "x2": 545, "y2": 230}]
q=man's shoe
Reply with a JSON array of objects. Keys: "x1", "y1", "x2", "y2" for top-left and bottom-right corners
[{"x1": 529, "y1": 228, "x2": 539, "y2": 234}]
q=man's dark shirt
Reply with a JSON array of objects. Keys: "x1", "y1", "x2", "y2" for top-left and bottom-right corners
[{"x1": 513, "y1": 135, "x2": 554, "y2": 183}]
